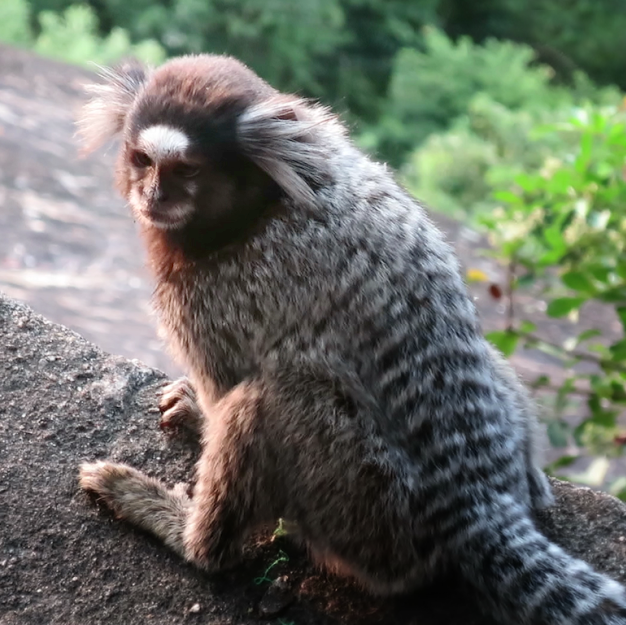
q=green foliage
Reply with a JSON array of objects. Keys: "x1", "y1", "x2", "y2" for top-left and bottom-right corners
[
  {"x1": 482, "y1": 105, "x2": 626, "y2": 485},
  {"x1": 33, "y1": 5, "x2": 165, "y2": 66},
  {"x1": 0, "y1": 0, "x2": 33, "y2": 45},
  {"x1": 401, "y1": 94, "x2": 571, "y2": 218},
  {"x1": 39, "y1": 0, "x2": 435, "y2": 123},
  {"x1": 485, "y1": 0, "x2": 626, "y2": 91},
  {"x1": 399, "y1": 47, "x2": 621, "y2": 217},
  {"x1": 0, "y1": 2, "x2": 165, "y2": 66},
  {"x1": 372, "y1": 28, "x2": 567, "y2": 166},
  {"x1": 401, "y1": 123, "x2": 497, "y2": 218}
]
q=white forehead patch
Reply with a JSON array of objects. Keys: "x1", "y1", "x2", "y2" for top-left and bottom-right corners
[{"x1": 138, "y1": 125, "x2": 190, "y2": 161}]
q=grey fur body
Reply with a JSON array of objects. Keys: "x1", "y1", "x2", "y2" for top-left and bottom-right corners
[{"x1": 78, "y1": 55, "x2": 626, "y2": 624}]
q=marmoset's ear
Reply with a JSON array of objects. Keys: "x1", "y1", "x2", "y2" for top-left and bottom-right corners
[
  {"x1": 77, "y1": 62, "x2": 149, "y2": 154},
  {"x1": 237, "y1": 94, "x2": 345, "y2": 206}
]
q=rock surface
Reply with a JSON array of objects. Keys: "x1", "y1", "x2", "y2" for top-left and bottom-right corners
[
  {"x1": 0, "y1": 43, "x2": 174, "y2": 376},
  {"x1": 2, "y1": 292, "x2": 626, "y2": 625}
]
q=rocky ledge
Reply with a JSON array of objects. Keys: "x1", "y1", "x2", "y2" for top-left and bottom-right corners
[{"x1": 2, "y1": 292, "x2": 626, "y2": 625}]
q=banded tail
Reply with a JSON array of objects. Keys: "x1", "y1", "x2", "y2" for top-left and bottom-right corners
[{"x1": 457, "y1": 496, "x2": 626, "y2": 624}]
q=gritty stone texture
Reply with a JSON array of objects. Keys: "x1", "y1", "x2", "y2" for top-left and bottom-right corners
[{"x1": 2, "y1": 293, "x2": 626, "y2": 625}]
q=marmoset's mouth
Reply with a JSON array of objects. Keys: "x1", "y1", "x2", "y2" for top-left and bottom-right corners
[{"x1": 140, "y1": 202, "x2": 194, "y2": 230}]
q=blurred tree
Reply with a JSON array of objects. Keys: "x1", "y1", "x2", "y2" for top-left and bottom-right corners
[
  {"x1": 21, "y1": 0, "x2": 626, "y2": 101},
  {"x1": 441, "y1": 0, "x2": 626, "y2": 91},
  {"x1": 367, "y1": 28, "x2": 571, "y2": 166},
  {"x1": 0, "y1": 2, "x2": 166, "y2": 67},
  {"x1": 26, "y1": 0, "x2": 437, "y2": 122},
  {"x1": 0, "y1": 0, "x2": 33, "y2": 45}
]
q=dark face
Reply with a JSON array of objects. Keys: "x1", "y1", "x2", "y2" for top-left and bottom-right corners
[
  {"x1": 123, "y1": 124, "x2": 204, "y2": 230},
  {"x1": 117, "y1": 57, "x2": 284, "y2": 253},
  {"x1": 120, "y1": 117, "x2": 283, "y2": 257}
]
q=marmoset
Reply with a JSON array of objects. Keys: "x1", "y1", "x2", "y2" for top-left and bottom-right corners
[{"x1": 78, "y1": 55, "x2": 626, "y2": 625}]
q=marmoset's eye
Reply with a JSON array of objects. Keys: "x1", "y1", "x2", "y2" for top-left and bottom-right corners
[
  {"x1": 173, "y1": 163, "x2": 200, "y2": 178},
  {"x1": 132, "y1": 151, "x2": 153, "y2": 168}
]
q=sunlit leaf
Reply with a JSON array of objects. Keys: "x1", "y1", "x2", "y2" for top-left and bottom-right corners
[
  {"x1": 575, "y1": 132, "x2": 593, "y2": 172},
  {"x1": 561, "y1": 271, "x2": 596, "y2": 294},
  {"x1": 485, "y1": 330, "x2": 519, "y2": 357},
  {"x1": 544, "y1": 455, "x2": 578, "y2": 475},
  {"x1": 576, "y1": 329, "x2": 602, "y2": 344},
  {"x1": 547, "y1": 297, "x2": 586, "y2": 317},
  {"x1": 466, "y1": 268, "x2": 489, "y2": 282},
  {"x1": 492, "y1": 191, "x2": 522, "y2": 205},
  {"x1": 568, "y1": 457, "x2": 609, "y2": 487}
]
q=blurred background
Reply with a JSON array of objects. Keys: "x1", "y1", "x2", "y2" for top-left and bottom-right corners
[{"x1": 1, "y1": 0, "x2": 626, "y2": 493}]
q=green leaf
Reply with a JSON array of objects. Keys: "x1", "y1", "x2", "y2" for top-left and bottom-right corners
[
  {"x1": 543, "y1": 225, "x2": 566, "y2": 251},
  {"x1": 609, "y1": 339, "x2": 626, "y2": 361},
  {"x1": 610, "y1": 381, "x2": 626, "y2": 402},
  {"x1": 598, "y1": 287, "x2": 626, "y2": 304},
  {"x1": 589, "y1": 342, "x2": 611, "y2": 358},
  {"x1": 617, "y1": 307, "x2": 626, "y2": 333},
  {"x1": 546, "y1": 297, "x2": 586, "y2": 317},
  {"x1": 519, "y1": 320, "x2": 537, "y2": 334},
  {"x1": 576, "y1": 329, "x2": 602, "y2": 343},
  {"x1": 573, "y1": 419, "x2": 591, "y2": 447},
  {"x1": 493, "y1": 190, "x2": 522, "y2": 205},
  {"x1": 575, "y1": 132, "x2": 593, "y2": 172},
  {"x1": 547, "y1": 169, "x2": 574, "y2": 194},
  {"x1": 616, "y1": 261, "x2": 626, "y2": 281},
  {"x1": 588, "y1": 392, "x2": 602, "y2": 412},
  {"x1": 589, "y1": 266, "x2": 611, "y2": 283},
  {"x1": 610, "y1": 476, "x2": 626, "y2": 501},
  {"x1": 514, "y1": 173, "x2": 542, "y2": 193},
  {"x1": 516, "y1": 274, "x2": 536, "y2": 288},
  {"x1": 591, "y1": 410, "x2": 617, "y2": 428},
  {"x1": 588, "y1": 392, "x2": 617, "y2": 427},
  {"x1": 547, "y1": 420, "x2": 570, "y2": 448},
  {"x1": 544, "y1": 455, "x2": 578, "y2": 474},
  {"x1": 485, "y1": 330, "x2": 519, "y2": 357},
  {"x1": 538, "y1": 248, "x2": 567, "y2": 266},
  {"x1": 561, "y1": 271, "x2": 596, "y2": 294}
]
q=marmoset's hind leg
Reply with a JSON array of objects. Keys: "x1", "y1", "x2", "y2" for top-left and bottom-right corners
[
  {"x1": 79, "y1": 371, "x2": 423, "y2": 588},
  {"x1": 80, "y1": 380, "x2": 275, "y2": 571}
]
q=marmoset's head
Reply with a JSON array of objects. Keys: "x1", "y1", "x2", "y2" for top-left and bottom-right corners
[{"x1": 78, "y1": 55, "x2": 341, "y2": 237}]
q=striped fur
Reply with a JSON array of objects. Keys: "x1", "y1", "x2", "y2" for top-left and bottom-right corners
[{"x1": 78, "y1": 55, "x2": 626, "y2": 625}]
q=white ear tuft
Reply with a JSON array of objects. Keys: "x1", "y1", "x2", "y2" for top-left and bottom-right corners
[
  {"x1": 77, "y1": 63, "x2": 149, "y2": 154},
  {"x1": 237, "y1": 96, "x2": 345, "y2": 207}
]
